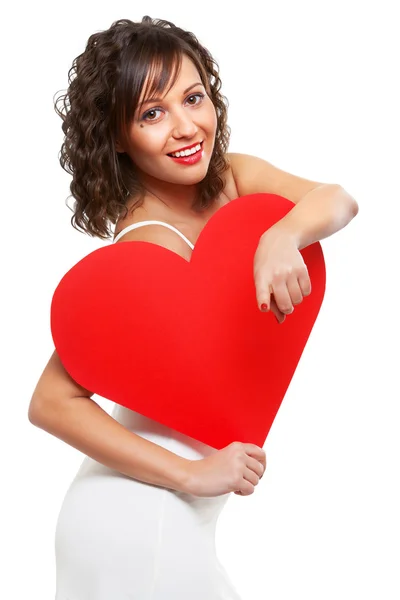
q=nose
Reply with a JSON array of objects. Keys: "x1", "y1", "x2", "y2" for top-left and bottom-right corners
[{"x1": 171, "y1": 107, "x2": 198, "y2": 139}]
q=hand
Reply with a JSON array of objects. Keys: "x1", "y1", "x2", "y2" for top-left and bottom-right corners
[
  {"x1": 253, "y1": 228, "x2": 312, "y2": 323},
  {"x1": 182, "y1": 441, "x2": 266, "y2": 498}
]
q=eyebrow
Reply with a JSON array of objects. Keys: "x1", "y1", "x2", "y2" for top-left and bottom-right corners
[{"x1": 140, "y1": 82, "x2": 204, "y2": 107}]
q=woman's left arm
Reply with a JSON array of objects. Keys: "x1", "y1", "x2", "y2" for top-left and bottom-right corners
[
  {"x1": 226, "y1": 153, "x2": 359, "y2": 317},
  {"x1": 254, "y1": 184, "x2": 359, "y2": 317},
  {"x1": 261, "y1": 183, "x2": 359, "y2": 251}
]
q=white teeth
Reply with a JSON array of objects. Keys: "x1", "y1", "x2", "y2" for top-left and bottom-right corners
[{"x1": 170, "y1": 143, "x2": 201, "y2": 158}]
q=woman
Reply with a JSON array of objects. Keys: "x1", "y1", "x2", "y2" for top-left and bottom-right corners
[{"x1": 28, "y1": 16, "x2": 358, "y2": 599}]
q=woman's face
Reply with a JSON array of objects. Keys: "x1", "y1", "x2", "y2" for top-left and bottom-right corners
[{"x1": 116, "y1": 54, "x2": 218, "y2": 190}]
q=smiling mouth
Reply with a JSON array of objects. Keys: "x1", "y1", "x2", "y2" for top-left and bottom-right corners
[{"x1": 167, "y1": 141, "x2": 204, "y2": 157}]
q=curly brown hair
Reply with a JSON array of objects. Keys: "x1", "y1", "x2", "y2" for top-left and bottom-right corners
[{"x1": 53, "y1": 16, "x2": 232, "y2": 241}]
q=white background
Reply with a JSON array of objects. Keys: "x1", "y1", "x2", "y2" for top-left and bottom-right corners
[{"x1": 1, "y1": 1, "x2": 399, "y2": 598}]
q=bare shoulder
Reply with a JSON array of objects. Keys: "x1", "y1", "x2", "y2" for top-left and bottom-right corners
[
  {"x1": 28, "y1": 349, "x2": 95, "y2": 419},
  {"x1": 226, "y1": 152, "x2": 328, "y2": 204}
]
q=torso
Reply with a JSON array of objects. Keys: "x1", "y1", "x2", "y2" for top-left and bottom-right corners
[{"x1": 113, "y1": 155, "x2": 239, "y2": 247}]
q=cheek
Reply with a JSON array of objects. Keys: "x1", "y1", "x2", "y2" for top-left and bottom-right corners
[
  {"x1": 206, "y1": 103, "x2": 218, "y2": 131},
  {"x1": 128, "y1": 132, "x2": 162, "y2": 161}
]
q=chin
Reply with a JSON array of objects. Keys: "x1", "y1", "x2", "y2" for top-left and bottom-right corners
[{"x1": 165, "y1": 163, "x2": 210, "y2": 182}]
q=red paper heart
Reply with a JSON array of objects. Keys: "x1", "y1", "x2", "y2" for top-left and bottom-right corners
[{"x1": 51, "y1": 193, "x2": 325, "y2": 449}]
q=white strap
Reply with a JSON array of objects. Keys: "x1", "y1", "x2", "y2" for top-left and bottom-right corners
[{"x1": 113, "y1": 220, "x2": 195, "y2": 249}]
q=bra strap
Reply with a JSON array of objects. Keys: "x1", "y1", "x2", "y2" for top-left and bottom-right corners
[{"x1": 113, "y1": 220, "x2": 194, "y2": 249}]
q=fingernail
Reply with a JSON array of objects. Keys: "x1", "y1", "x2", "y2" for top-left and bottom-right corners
[{"x1": 261, "y1": 303, "x2": 269, "y2": 312}]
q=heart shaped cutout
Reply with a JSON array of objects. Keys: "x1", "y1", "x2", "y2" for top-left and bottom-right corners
[{"x1": 51, "y1": 193, "x2": 326, "y2": 449}]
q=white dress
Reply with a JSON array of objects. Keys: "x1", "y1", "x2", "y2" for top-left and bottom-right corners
[{"x1": 54, "y1": 221, "x2": 242, "y2": 600}]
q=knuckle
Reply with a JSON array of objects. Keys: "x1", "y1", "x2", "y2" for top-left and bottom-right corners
[
  {"x1": 296, "y1": 264, "x2": 307, "y2": 275},
  {"x1": 272, "y1": 271, "x2": 284, "y2": 283}
]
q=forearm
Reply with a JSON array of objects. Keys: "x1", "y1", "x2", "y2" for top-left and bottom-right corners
[
  {"x1": 263, "y1": 184, "x2": 359, "y2": 250},
  {"x1": 29, "y1": 395, "x2": 191, "y2": 492}
]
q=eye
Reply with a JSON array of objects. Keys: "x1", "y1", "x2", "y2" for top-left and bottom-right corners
[
  {"x1": 186, "y1": 93, "x2": 203, "y2": 105},
  {"x1": 141, "y1": 93, "x2": 205, "y2": 122}
]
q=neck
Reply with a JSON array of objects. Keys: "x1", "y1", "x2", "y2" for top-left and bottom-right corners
[{"x1": 136, "y1": 171, "x2": 202, "y2": 217}]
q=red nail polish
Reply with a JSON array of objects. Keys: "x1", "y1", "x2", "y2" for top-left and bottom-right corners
[{"x1": 261, "y1": 303, "x2": 269, "y2": 312}]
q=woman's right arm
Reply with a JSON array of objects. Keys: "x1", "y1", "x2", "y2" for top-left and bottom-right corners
[{"x1": 28, "y1": 349, "x2": 191, "y2": 493}]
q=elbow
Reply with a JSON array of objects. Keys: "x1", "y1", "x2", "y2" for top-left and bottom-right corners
[
  {"x1": 340, "y1": 185, "x2": 359, "y2": 218},
  {"x1": 350, "y1": 198, "x2": 359, "y2": 218},
  {"x1": 28, "y1": 395, "x2": 46, "y2": 426}
]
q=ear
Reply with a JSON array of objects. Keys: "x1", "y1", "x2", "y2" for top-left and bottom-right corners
[{"x1": 115, "y1": 140, "x2": 124, "y2": 153}]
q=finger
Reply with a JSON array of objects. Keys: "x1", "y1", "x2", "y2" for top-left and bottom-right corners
[
  {"x1": 298, "y1": 270, "x2": 312, "y2": 296},
  {"x1": 243, "y1": 466, "x2": 260, "y2": 486},
  {"x1": 235, "y1": 480, "x2": 254, "y2": 495},
  {"x1": 244, "y1": 444, "x2": 267, "y2": 466},
  {"x1": 287, "y1": 274, "x2": 304, "y2": 306},
  {"x1": 270, "y1": 296, "x2": 286, "y2": 323},
  {"x1": 270, "y1": 279, "x2": 294, "y2": 314},
  {"x1": 258, "y1": 284, "x2": 272, "y2": 312},
  {"x1": 247, "y1": 456, "x2": 265, "y2": 478}
]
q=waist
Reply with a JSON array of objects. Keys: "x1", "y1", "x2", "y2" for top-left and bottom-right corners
[{"x1": 111, "y1": 403, "x2": 218, "y2": 461}]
